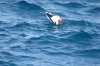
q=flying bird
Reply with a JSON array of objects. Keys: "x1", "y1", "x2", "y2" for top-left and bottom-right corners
[{"x1": 46, "y1": 11, "x2": 62, "y2": 26}]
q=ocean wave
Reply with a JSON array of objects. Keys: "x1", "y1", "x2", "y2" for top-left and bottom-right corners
[
  {"x1": 5, "y1": 22, "x2": 34, "y2": 33},
  {"x1": 25, "y1": 37, "x2": 42, "y2": 44},
  {"x1": 73, "y1": 49, "x2": 100, "y2": 58},
  {"x1": 11, "y1": 22, "x2": 33, "y2": 28},
  {"x1": 85, "y1": 0, "x2": 100, "y2": 3},
  {"x1": 88, "y1": 7, "x2": 100, "y2": 14},
  {"x1": 0, "y1": 51, "x2": 13, "y2": 56},
  {"x1": 41, "y1": 49, "x2": 71, "y2": 56},
  {"x1": 0, "y1": 34, "x2": 10, "y2": 40},
  {"x1": 0, "y1": 61, "x2": 17, "y2": 66},
  {"x1": 0, "y1": 0, "x2": 21, "y2": 3},
  {"x1": 67, "y1": 31, "x2": 92, "y2": 42},
  {"x1": 15, "y1": 1, "x2": 45, "y2": 19},
  {"x1": 0, "y1": 0, "x2": 100, "y2": 66},
  {"x1": 0, "y1": 0, "x2": 45, "y2": 19},
  {"x1": 64, "y1": 20, "x2": 92, "y2": 27},
  {"x1": 17, "y1": 1, "x2": 44, "y2": 11},
  {"x1": 55, "y1": 31, "x2": 92, "y2": 45},
  {"x1": 5, "y1": 22, "x2": 46, "y2": 34},
  {"x1": 63, "y1": 19, "x2": 100, "y2": 33},
  {"x1": 0, "y1": 21, "x2": 12, "y2": 28},
  {"x1": 55, "y1": 2, "x2": 86, "y2": 8}
]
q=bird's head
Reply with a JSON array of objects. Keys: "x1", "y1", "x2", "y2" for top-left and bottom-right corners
[{"x1": 55, "y1": 18, "x2": 62, "y2": 26}]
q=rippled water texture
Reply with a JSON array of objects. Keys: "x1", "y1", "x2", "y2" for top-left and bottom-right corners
[{"x1": 0, "y1": 0, "x2": 100, "y2": 66}]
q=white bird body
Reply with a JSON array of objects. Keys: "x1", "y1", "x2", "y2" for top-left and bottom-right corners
[
  {"x1": 46, "y1": 12, "x2": 62, "y2": 25},
  {"x1": 51, "y1": 15, "x2": 61, "y2": 25}
]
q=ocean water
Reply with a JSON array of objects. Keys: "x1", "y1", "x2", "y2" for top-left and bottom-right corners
[{"x1": 0, "y1": 0, "x2": 100, "y2": 66}]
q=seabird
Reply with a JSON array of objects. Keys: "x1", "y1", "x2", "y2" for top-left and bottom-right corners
[{"x1": 46, "y1": 11, "x2": 62, "y2": 26}]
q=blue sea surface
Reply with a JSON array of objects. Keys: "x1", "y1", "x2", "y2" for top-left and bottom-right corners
[{"x1": 0, "y1": 0, "x2": 100, "y2": 66}]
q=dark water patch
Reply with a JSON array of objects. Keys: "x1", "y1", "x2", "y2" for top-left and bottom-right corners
[
  {"x1": 65, "y1": 20, "x2": 93, "y2": 27},
  {"x1": 55, "y1": 31, "x2": 94, "y2": 50},
  {"x1": 5, "y1": 22, "x2": 35, "y2": 33},
  {"x1": 0, "y1": 3, "x2": 14, "y2": 13},
  {"x1": 6, "y1": 22, "x2": 45, "y2": 33},
  {"x1": 0, "y1": 21, "x2": 11, "y2": 28},
  {"x1": 54, "y1": 31, "x2": 94, "y2": 50},
  {"x1": 73, "y1": 49, "x2": 100, "y2": 58},
  {"x1": 10, "y1": 46, "x2": 22, "y2": 50},
  {"x1": 0, "y1": 50, "x2": 37, "y2": 62},
  {"x1": 0, "y1": 51, "x2": 15, "y2": 62},
  {"x1": 37, "y1": 40, "x2": 62, "y2": 47},
  {"x1": 41, "y1": 49, "x2": 71, "y2": 56},
  {"x1": 0, "y1": 0, "x2": 45, "y2": 19},
  {"x1": 15, "y1": 1, "x2": 45, "y2": 19},
  {"x1": 25, "y1": 35, "x2": 58, "y2": 44},
  {"x1": 15, "y1": 55, "x2": 38, "y2": 61},
  {"x1": 85, "y1": 0, "x2": 100, "y2": 3},
  {"x1": 67, "y1": 31, "x2": 92, "y2": 44},
  {"x1": 62, "y1": 19, "x2": 96, "y2": 32},
  {"x1": 87, "y1": 7, "x2": 100, "y2": 14},
  {"x1": 10, "y1": 45, "x2": 31, "y2": 53},
  {"x1": 0, "y1": 28, "x2": 9, "y2": 34},
  {"x1": 18, "y1": 33, "x2": 27, "y2": 37},
  {"x1": 11, "y1": 22, "x2": 33, "y2": 28},
  {"x1": 68, "y1": 31, "x2": 92, "y2": 40},
  {"x1": 58, "y1": 31, "x2": 77, "y2": 38},
  {"x1": 0, "y1": 61, "x2": 17, "y2": 66},
  {"x1": 2, "y1": 38, "x2": 20, "y2": 45},
  {"x1": 61, "y1": 46, "x2": 76, "y2": 52},
  {"x1": 55, "y1": 2, "x2": 86, "y2": 9},
  {"x1": 93, "y1": 23, "x2": 100, "y2": 30},
  {"x1": 93, "y1": 36, "x2": 100, "y2": 47},
  {"x1": 42, "y1": 35, "x2": 58, "y2": 40},
  {"x1": 0, "y1": 0, "x2": 21, "y2": 3},
  {"x1": 63, "y1": 19, "x2": 100, "y2": 33},
  {"x1": 0, "y1": 34, "x2": 10, "y2": 39},
  {"x1": 0, "y1": 51, "x2": 13, "y2": 56},
  {"x1": 17, "y1": 1, "x2": 44, "y2": 10}
]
